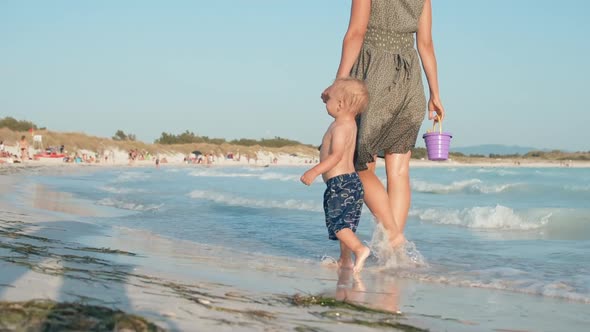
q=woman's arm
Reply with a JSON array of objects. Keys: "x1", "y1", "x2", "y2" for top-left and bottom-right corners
[
  {"x1": 416, "y1": 0, "x2": 445, "y2": 121},
  {"x1": 335, "y1": 0, "x2": 371, "y2": 78}
]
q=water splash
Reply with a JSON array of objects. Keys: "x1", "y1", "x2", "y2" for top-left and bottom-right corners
[{"x1": 367, "y1": 224, "x2": 427, "y2": 269}]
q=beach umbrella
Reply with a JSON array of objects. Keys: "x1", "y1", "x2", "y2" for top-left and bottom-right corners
[{"x1": 192, "y1": 150, "x2": 203, "y2": 156}]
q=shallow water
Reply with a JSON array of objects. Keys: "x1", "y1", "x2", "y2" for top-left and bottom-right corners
[{"x1": 15, "y1": 165, "x2": 590, "y2": 306}]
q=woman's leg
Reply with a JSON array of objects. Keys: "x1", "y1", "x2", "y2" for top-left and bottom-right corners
[
  {"x1": 357, "y1": 160, "x2": 405, "y2": 246},
  {"x1": 384, "y1": 151, "x2": 412, "y2": 233}
]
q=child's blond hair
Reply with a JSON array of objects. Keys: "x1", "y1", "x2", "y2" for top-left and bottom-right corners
[{"x1": 332, "y1": 77, "x2": 369, "y2": 115}]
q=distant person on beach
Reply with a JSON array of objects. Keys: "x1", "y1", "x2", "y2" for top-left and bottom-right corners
[
  {"x1": 301, "y1": 78, "x2": 371, "y2": 273},
  {"x1": 19, "y1": 135, "x2": 29, "y2": 160},
  {"x1": 325, "y1": 0, "x2": 445, "y2": 248}
]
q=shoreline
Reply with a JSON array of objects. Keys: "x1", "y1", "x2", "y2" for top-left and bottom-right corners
[
  {"x1": 2, "y1": 166, "x2": 589, "y2": 331},
  {"x1": 3, "y1": 157, "x2": 590, "y2": 170},
  {"x1": 0, "y1": 170, "x2": 436, "y2": 331}
]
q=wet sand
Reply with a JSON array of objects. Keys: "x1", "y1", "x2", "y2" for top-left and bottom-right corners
[{"x1": 1, "y1": 167, "x2": 588, "y2": 331}]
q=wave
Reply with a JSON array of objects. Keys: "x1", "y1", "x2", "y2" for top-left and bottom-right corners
[
  {"x1": 411, "y1": 205, "x2": 551, "y2": 230},
  {"x1": 394, "y1": 269, "x2": 590, "y2": 304},
  {"x1": 564, "y1": 184, "x2": 590, "y2": 193},
  {"x1": 99, "y1": 186, "x2": 146, "y2": 194},
  {"x1": 189, "y1": 169, "x2": 301, "y2": 182},
  {"x1": 189, "y1": 190, "x2": 322, "y2": 212},
  {"x1": 411, "y1": 179, "x2": 524, "y2": 194},
  {"x1": 113, "y1": 172, "x2": 150, "y2": 183},
  {"x1": 475, "y1": 168, "x2": 519, "y2": 176},
  {"x1": 97, "y1": 198, "x2": 163, "y2": 212}
]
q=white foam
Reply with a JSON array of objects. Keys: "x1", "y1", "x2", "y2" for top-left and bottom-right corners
[
  {"x1": 394, "y1": 270, "x2": 590, "y2": 304},
  {"x1": 189, "y1": 169, "x2": 301, "y2": 182},
  {"x1": 189, "y1": 169, "x2": 256, "y2": 178},
  {"x1": 411, "y1": 178, "x2": 523, "y2": 194},
  {"x1": 411, "y1": 205, "x2": 551, "y2": 230},
  {"x1": 114, "y1": 172, "x2": 150, "y2": 183},
  {"x1": 258, "y1": 172, "x2": 300, "y2": 182},
  {"x1": 564, "y1": 184, "x2": 590, "y2": 192},
  {"x1": 189, "y1": 190, "x2": 322, "y2": 212},
  {"x1": 367, "y1": 224, "x2": 428, "y2": 269},
  {"x1": 99, "y1": 186, "x2": 146, "y2": 194},
  {"x1": 475, "y1": 168, "x2": 518, "y2": 176},
  {"x1": 97, "y1": 198, "x2": 163, "y2": 212}
]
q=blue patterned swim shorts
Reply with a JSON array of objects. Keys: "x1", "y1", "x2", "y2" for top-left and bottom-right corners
[{"x1": 323, "y1": 172, "x2": 364, "y2": 240}]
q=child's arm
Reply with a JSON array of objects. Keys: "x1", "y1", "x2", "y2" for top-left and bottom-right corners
[{"x1": 301, "y1": 126, "x2": 347, "y2": 185}]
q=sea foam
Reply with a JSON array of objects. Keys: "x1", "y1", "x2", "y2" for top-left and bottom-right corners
[
  {"x1": 97, "y1": 198, "x2": 163, "y2": 212},
  {"x1": 410, "y1": 205, "x2": 551, "y2": 230},
  {"x1": 411, "y1": 178, "x2": 524, "y2": 194},
  {"x1": 189, "y1": 190, "x2": 322, "y2": 212}
]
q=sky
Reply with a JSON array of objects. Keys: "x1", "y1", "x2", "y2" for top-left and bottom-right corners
[{"x1": 1, "y1": 0, "x2": 589, "y2": 151}]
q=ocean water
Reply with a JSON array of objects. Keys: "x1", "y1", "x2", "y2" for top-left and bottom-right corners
[{"x1": 19, "y1": 165, "x2": 590, "y2": 304}]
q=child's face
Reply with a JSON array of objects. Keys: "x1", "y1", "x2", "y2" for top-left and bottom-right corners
[{"x1": 323, "y1": 85, "x2": 343, "y2": 118}]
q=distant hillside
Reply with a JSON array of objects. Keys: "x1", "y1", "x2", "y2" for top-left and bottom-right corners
[
  {"x1": 0, "y1": 127, "x2": 319, "y2": 158},
  {"x1": 452, "y1": 144, "x2": 546, "y2": 156}
]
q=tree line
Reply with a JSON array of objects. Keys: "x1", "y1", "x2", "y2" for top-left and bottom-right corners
[
  {"x1": 0, "y1": 117, "x2": 40, "y2": 131},
  {"x1": 152, "y1": 130, "x2": 306, "y2": 148}
]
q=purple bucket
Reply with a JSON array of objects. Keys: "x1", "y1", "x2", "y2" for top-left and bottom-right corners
[{"x1": 423, "y1": 132, "x2": 452, "y2": 161}]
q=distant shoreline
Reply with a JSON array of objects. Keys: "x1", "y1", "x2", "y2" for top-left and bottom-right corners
[{"x1": 3, "y1": 157, "x2": 590, "y2": 171}]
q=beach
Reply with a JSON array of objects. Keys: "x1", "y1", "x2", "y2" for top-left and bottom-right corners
[
  {"x1": 1, "y1": 163, "x2": 589, "y2": 331},
  {"x1": 0, "y1": 166, "x2": 435, "y2": 331}
]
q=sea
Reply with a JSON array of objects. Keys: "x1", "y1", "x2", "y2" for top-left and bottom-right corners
[{"x1": 9, "y1": 164, "x2": 590, "y2": 330}]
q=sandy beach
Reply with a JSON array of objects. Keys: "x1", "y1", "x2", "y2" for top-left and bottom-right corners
[
  {"x1": 2, "y1": 164, "x2": 589, "y2": 331},
  {"x1": 0, "y1": 168, "x2": 433, "y2": 331},
  {"x1": 2, "y1": 145, "x2": 590, "y2": 170},
  {"x1": 2, "y1": 0, "x2": 589, "y2": 330}
]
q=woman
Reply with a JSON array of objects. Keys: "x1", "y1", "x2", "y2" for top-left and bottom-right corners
[{"x1": 326, "y1": 0, "x2": 445, "y2": 246}]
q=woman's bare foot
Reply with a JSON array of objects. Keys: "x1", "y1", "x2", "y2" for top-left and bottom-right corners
[
  {"x1": 353, "y1": 246, "x2": 371, "y2": 273},
  {"x1": 390, "y1": 233, "x2": 406, "y2": 248}
]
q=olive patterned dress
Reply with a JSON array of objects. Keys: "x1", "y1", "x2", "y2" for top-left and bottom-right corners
[{"x1": 350, "y1": 0, "x2": 427, "y2": 171}]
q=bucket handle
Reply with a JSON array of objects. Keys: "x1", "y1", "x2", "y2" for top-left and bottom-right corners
[{"x1": 427, "y1": 115, "x2": 443, "y2": 134}]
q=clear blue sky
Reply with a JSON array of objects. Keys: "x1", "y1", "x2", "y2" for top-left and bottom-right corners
[{"x1": 1, "y1": 0, "x2": 589, "y2": 150}]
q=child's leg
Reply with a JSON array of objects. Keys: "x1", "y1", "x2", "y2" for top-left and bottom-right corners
[
  {"x1": 338, "y1": 240, "x2": 354, "y2": 269},
  {"x1": 336, "y1": 229, "x2": 370, "y2": 273}
]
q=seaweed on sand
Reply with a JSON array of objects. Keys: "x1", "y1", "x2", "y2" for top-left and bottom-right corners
[
  {"x1": 291, "y1": 294, "x2": 398, "y2": 315},
  {"x1": 289, "y1": 294, "x2": 428, "y2": 332},
  {"x1": 0, "y1": 299, "x2": 165, "y2": 332},
  {"x1": 68, "y1": 246, "x2": 138, "y2": 256}
]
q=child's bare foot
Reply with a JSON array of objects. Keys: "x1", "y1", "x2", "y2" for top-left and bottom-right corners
[
  {"x1": 353, "y1": 246, "x2": 371, "y2": 273},
  {"x1": 338, "y1": 257, "x2": 354, "y2": 269}
]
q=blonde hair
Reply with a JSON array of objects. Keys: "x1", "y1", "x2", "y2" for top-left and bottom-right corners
[{"x1": 332, "y1": 77, "x2": 369, "y2": 115}]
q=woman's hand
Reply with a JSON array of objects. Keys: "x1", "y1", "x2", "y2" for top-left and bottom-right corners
[{"x1": 428, "y1": 96, "x2": 445, "y2": 122}]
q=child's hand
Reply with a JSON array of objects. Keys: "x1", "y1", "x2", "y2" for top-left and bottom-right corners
[{"x1": 300, "y1": 170, "x2": 317, "y2": 186}]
